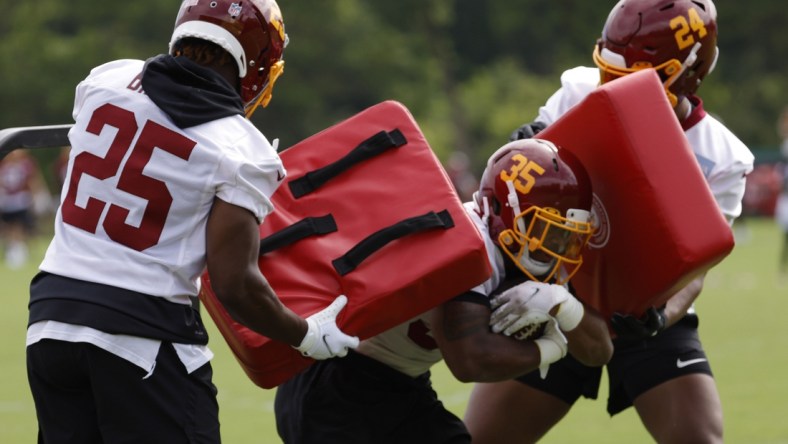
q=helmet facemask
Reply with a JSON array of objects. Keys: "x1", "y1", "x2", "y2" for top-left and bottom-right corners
[
  {"x1": 499, "y1": 203, "x2": 593, "y2": 285},
  {"x1": 593, "y1": 41, "x2": 711, "y2": 108},
  {"x1": 244, "y1": 58, "x2": 285, "y2": 118},
  {"x1": 475, "y1": 139, "x2": 595, "y2": 285}
]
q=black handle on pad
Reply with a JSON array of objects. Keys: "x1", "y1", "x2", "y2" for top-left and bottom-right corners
[
  {"x1": 259, "y1": 214, "x2": 338, "y2": 255},
  {"x1": 332, "y1": 210, "x2": 454, "y2": 276},
  {"x1": 288, "y1": 129, "x2": 407, "y2": 198}
]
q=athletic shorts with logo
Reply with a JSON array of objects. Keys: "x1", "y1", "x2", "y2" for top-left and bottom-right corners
[{"x1": 516, "y1": 314, "x2": 711, "y2": 415}]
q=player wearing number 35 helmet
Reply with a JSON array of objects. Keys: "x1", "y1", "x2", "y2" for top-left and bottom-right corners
[
  {"x1": 468, "y1": 1, "x2": 754, "y2": 443},
  {"x1": 26, "y1": 1, "x2": 358, "y2": 442},
  {"x1": 274, "y1": 138, "x2": 614, "y2": 444},
  {"x1": 474, "y1": 139, "x2": 594, "y2": 286}
]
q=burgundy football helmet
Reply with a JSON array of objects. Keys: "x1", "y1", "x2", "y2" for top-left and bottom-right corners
[
  {"x1": 474, "y1": 139, "x2": 594, "y2": 284},
  {"x1": 170, "y1": 0, "x2": 288, "y2": 117},
  {"x1": 592, "y1": 0, "x2": 718, "y2": 107}
]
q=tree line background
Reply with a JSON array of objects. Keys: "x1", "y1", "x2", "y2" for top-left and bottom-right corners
[{"x1": 1, "y1": 0, "x2": 786, "y2": 181}]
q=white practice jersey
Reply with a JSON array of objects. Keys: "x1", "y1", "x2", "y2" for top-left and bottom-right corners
[
  {"x1": 29, "y1": 59, "x2": 285, "y2": 374},
  {"x1": 40, "y1": 59, "x2": 285, "y2": 302},
  {"x1": 356, "y1": 202, "x2": 506, "y2": 377},
  {"x1": 536, "y1": 66, "x2": 754, "y2": 224}
]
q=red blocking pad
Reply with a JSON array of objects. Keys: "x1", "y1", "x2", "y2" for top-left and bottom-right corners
[
  {"x1": 199, "y1": 101, "x2": 492, "y2": 388},
  {"x1": 538, "y1": 69, "x2": 733, "y2": 322}
]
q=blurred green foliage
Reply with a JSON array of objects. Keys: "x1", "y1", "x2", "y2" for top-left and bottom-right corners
[{"x1": 1, "y1": 0, "x2": 785, "y2": 176}]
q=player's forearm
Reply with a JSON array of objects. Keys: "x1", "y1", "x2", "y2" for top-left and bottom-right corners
[
  {"x1": 564, "y1": 308, "x2": 613, "y2": 366},
  {"x1": 663, "y1": 273, "x2": 705, "y2": 328},
  {"x1": 206, "y1": 197, "x2": 307, "y2": 346},
  {"x1": 216, "y1": 271, "x2": 307, "y2": 346},
  {"x1": 442, "y1": 335, "x2": 543, "y2": 383},
  {"x1": 434, "y1": 301, "x2": 542, "y2": 382}
]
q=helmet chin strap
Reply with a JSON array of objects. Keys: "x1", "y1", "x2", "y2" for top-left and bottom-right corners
[
  {"x1": 505, "y1": 180, "x2": 522, "y2": 217},
  {"x1": 664, "y1": 41, "x2": 702, "y2": 106}
]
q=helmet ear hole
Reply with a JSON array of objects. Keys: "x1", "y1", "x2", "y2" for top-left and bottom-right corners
[{"x1": 491, "y1": 197, "x2": 502, "y2": 215}]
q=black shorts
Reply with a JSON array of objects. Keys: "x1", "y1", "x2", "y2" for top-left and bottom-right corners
[
  {"x1": 274, "y1": 350, "x2": 470, "y2": 444},
  {"x1": 27, "y1": 340, "x2": 220, "y2": 443},
  {"x1": 514, "y1": 351, "x2": 603, "y2": 405},
  {"x1": 515, "y1": 314, "x2": 712, "y2": 415}
]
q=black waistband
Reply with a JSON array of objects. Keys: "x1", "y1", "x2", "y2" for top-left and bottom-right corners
[
  {"x1": 343, "y1": 349, "x2": 432, "y2": 388},
  {"x1": 28, "y1": 271, "x2": 208, "y2": 345}
]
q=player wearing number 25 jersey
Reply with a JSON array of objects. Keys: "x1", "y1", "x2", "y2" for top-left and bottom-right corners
[
  {"x1": 274, "y1": 139, "x2": 614, "y2": 444},
  {"x1": 25, "y1": 1, "x2": 358, "y2": 442}
]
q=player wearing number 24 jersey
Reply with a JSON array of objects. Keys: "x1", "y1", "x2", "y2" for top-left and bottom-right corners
[
  {"x1": 464, "y1": 1, "x2": 754, "y2": 443},
  {"x1": 274, "y1": 138, "x2": 614, "y2": 444},
  {"x1": 25, "y1": 1, "x2": 358, "y2": 442}
]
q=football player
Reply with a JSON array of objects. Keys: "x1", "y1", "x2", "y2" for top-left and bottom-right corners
[
  {"x1": 0, "y1": 149, "x2": 48, "y2": 268},
  {"x1": 778, "y1": 107, "x2": 788, "y2": 279},
  {"x1": 274, "y1": 138, "x2": 613, "y2": 444},
  {"x1": 464, "y1": 1, "x2": 754, "y2": 443},
  {"x1": 25, "y1": 1, "x2": 358, "y2": 442}
]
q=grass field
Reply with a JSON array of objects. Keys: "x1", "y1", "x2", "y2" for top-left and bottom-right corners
[{"x1": 2, "y1": 218, "x2": 787, "y2": 443}]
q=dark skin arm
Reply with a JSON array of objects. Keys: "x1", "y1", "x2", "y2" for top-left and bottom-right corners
[
  {"x1": 561, "y1": 303, "x2": 613, "y2": 367},
  {"x1": 662, "y1": 273, "x2": 705, "y2": 328},
  {"x1": 610, "y1": 272, "x2": 706, "y2": 341},
  {"x1": 431, "y1": 298, "x2": 544, "y2": 383},
  {"x1": 205, "y1": 197, "x2": 307, "y2": 346}
]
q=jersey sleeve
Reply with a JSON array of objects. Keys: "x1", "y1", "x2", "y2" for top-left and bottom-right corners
[
  {"x1": 709, "y1": 165, "x2": 750, "y2": 225},
  {"x1": 213, "y1": 132, "x2": 285, "y2": 223},
  {"x1": 687, "y1": 115, "x2": 755, "y2": 224},
  {"x1": 536, "y1": 67, "x2": 599, "y2": 126}
]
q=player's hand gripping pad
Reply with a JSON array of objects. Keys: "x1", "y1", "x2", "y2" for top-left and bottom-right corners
[
  {"x1": 538, "y1": 69, "x2": 733, "y2": 322},
  {"x1": 199, "y1": 101, "x2": 491, "y2": 388}
]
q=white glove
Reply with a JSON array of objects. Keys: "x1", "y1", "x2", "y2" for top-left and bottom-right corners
[
  {"x1": 294, "y1": 295, "x2": 360, "y2": 360},
  {"x1": 533, "y1": 318, "x2": 568, "y2": 379},
  {"x1": 490, "y1": 281, "x2": 584, "y2": 334}
]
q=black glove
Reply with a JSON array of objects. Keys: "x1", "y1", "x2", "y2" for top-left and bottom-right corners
[
  {"x1": 508, "y1": 121, "x2": 547, "y2": 141},
  {"x1": 610, "y1": 306, "x2": 667, "y2": 341}
]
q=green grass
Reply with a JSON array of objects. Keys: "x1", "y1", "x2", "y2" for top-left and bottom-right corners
[{"x1": 2, "y1": 218, "x2": 787, "y2": 443}]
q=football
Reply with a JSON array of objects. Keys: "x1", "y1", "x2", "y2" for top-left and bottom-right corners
[
  {"x1": 490, "y1": 275, "x2": 549, "y2": 341},
  {"x1": 510, "y1": 321, "x2": 548, "y2": 341}
]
